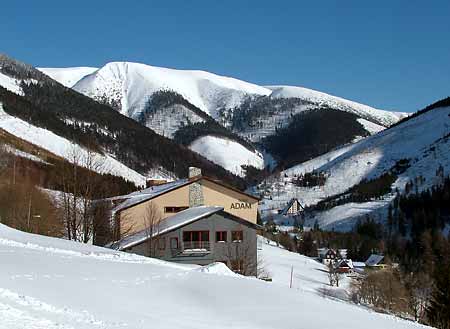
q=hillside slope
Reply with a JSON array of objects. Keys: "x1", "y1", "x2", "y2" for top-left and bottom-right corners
[
  {"x1": 255, "y1": 100, "x2": 450, "y2": 230},
  {"x1": 0, "y1": 54, "x2": 246, "y2": 188},
  {"x1": 0, "y1": 223, "x2": 427, "y2": 329}
]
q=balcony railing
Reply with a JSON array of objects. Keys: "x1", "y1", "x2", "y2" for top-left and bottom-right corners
[{"x1": 182, "y1": 241, "x2": 211, "y2": 251}]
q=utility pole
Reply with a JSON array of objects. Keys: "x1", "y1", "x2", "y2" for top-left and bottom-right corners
[
  {"x1": 13, "y1": 157, "x2": 16, "y2": 185},
  {"x1": 290, "y1": 265, "x2": 294, "y2": 288},
  {"x1": 27, "y1": 195, "x2": 32, "y2": 231}
]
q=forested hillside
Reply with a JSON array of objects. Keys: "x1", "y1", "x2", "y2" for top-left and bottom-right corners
[{"x1": 0, "y1": 54, "x2": 246, "y2": 189}]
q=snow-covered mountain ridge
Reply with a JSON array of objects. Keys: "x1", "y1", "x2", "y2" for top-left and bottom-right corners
[
  {"x1": 70, "y1": 61, "x2": 271, "y2": 119},
  {"x1": 38, "y1": 67, "x2": 97, "y2": 88},
  {"x1": 39, "y1": 61, "x2": 405, "y2": 130},
  {"x1": 38, "y1": 61, "x2": 406, "y2": 174}
]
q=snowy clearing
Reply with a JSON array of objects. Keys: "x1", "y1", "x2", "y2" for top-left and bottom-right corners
[{"x1": 189, "y1": 135, "x2": 264, "y2": 177}]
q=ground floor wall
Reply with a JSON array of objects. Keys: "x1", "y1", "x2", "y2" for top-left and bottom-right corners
[{"x1": 125, "y1": 213, "x2": 258, "y2": 276}]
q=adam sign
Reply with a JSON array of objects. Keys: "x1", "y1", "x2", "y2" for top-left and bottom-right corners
[{"x1": 230, "y1": 202, "x2": 252, "y2": 210}]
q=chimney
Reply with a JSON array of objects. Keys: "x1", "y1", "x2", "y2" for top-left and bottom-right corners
[
  {"x1": 189, "y1": 166, "x2": 202, "y2": 179},
  {"x1": 188, "y1": 167, "x2": 204, "y2": 207},
  {"x1": 146, "y1": 179, "x2": 168, "y2": 188}
]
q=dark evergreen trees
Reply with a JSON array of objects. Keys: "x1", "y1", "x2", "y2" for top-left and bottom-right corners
[{"x1": 262, "y1": 108, "x2": 369, "y2": 169}]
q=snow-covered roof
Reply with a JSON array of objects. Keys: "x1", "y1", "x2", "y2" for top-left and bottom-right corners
[
  {"x1": 318, "y1": 248, "x2": 336, "y2": 258},
  {"x1": 335, "y1": 259, "x2": 354, "y2": 269},
  {"x1": 365, "y1": 254, "x2": 384, "y2": 266},
  {"x1": 112, "y1": 179, "x2": 189, "y2": 212},
  {"x1": 113, "y1": 206, "x2": 224, "y2": 250}
]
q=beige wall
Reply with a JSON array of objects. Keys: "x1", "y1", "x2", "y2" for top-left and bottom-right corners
[
  {"x1": 201, "y1": 180, "x2": 258, "y2": 224},
  {"x1": 119, "y1": 179, "x2": 259, "y2": 236},
  {"x1": 120, "y1": 185, "x2": 190, "y2": 235}
]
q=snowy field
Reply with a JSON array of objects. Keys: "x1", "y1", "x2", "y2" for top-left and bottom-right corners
[
  {"x1": 189, "y1": 135, "x2": 264, "y2": 177},
  {"x1": 0, "y1": 224, "x2": 428, "y2": 329}
]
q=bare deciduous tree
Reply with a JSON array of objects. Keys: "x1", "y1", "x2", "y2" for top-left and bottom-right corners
[
  {"x1": 60, "y1": 144, "x2": 104, "y2": 243},
  {"x1": 224, "y1": 230, "x2": 258, "y2": 276},
  {"x1": 142, "y1": 202, "x2": 162, "y2": 257}
]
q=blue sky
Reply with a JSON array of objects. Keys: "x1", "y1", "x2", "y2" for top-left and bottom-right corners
[{"x1": 2, "y1": 0, "x2": 449, "y2": 112}]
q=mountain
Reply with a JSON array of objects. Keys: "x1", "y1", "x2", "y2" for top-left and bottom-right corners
[
  {"x1": 71, "y1": 61, "x2": 270, "y2": 119},
  {"x1": 0, "y1": 54, "x2": 246, "y2": 190},
  {"x1": 0, "y1": 223, "x2": 427, "y2": 329},
  {"x1": 40, "y1": 61, "x2": 406, "y2": 172},
  {"x1": 255, "y1": 97, "x2": 450, "y2": 231},
  {"x1": 267, "y1": 85, "x2": 404, "y2": 127},
  {"x1": 39, "y1": 67, "x2": 97, "y2": 88}
]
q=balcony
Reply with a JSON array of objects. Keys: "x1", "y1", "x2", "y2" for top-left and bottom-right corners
[{"x1": 182, "y1": 241, "x2": 211, "y2": 252}]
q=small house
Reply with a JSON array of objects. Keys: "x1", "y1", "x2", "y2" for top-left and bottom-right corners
[
  {"x1": 318, "y1": 248, "x2": 338, "y2": 265},
  {"x1": 334, "y1": 259, "x2": 354, "y2": 273}
]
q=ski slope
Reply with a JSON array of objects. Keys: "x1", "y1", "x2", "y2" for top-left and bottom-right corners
[
  {"x1": 0, "y1": 224, "x2": 428, "y2": 329},
  {"x1": 0, "y1": 103, "x2": 146, "y2": 186},
  {"x1": 38, "y1": 67, "x2": 97, "y2": 88},
  {"x1": 189, "y1": 135, "x2": 264, "y2": 177},
  {"x1": 257, "y1": 106, "x2": 450, "y2": 229}
]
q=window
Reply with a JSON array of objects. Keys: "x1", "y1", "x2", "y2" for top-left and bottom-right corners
[
  {"x1": 170, "y1": 237, "x2": 179, "y2": 249},
  {"x1": 231, "y1": 230, "x2": 243, "y2": 242},
  {"x1": 216, "y1": 231, "x2": 227, "y2": 242},
  {"x1": 183, "y1": 231, "x2": 210, "y2": 249},
  {"x1": 158, "y1": 237, "x2": 165, "y2": 250},
  {"x1": 164, "y1": 206, "x2": 189, "y2": 213}
]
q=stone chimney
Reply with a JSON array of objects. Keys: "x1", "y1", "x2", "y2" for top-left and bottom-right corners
[
  {"x1": 188, "y1": 167, "x2": 204, "y2": 207},
  {"x1": 188, "y1": 166, "x2": 202, "y2": 179}
]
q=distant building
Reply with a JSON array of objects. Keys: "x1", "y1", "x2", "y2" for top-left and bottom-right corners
[
  {"x1": 318, "y1": 248, "x2": 347, "y2": 265},
  {"x1": 279, "y1": 198, "x2": 304, "y2": 217},
  {"x1": 318, "y1": 248, "x2": 338, "y2": 265},
  {"x1": 334, "y1": 259, "x2": 354, "y2": 273}
]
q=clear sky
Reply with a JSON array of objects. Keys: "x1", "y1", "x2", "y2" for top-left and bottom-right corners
[{"x1": 2, "y1": 0, "x2": 449, "y2": 112}]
